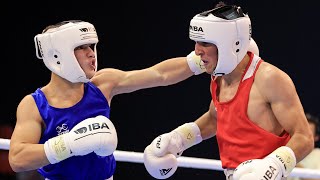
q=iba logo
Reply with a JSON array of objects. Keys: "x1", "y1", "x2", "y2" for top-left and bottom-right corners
[
  {"x1": 74, "y1": 122, "x2": 110, "y2": 134},
  {"x1": 79, "y1": 27, "x2": 96, "y2": 32},
  {"x1": 160, "y1": 168, "x2": 172, "y2": 176},
  {"x1": 189, "y1": 25, "x2": 204, "y2": 32}
]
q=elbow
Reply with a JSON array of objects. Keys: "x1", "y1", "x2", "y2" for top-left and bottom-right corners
[
  {"x1": 9, "y1": 156, "x2": 24, "y2": 172},
  {"x1": 9, "y1": 151, "x2": 29, "y2": 172},
  {"x1": 305, "y1": 132, "x2": 315, "y2": 154},
  {"x1": 309, "y1": 136, "x2": 315, "y2": 153}
]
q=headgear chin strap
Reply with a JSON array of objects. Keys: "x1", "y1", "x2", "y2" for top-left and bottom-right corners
[
  {"x1": 34, "y1": 21, "x2": 98, "y2": 83},
  {"x1": 189, "y1": 5, "x2": 251, "y2": 76}
]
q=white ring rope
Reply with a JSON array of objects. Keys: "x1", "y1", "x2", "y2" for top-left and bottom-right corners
[
  {"x1": 1, "y1": 138, "x2": 320, "y2": 179},
  {"x1": 0, "y1": 138, "x2": 10, "y2": 150}
]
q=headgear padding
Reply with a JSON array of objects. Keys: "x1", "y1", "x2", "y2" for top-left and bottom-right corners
[
  {"x1": 34, "y1": 21, "x2": 98, "y2": 83},
  {"x1": 189, "y1": 5, "x2": 251, "y2": 76},
  {"x1": 248, "y1": 38, "x2": 259, "y2": 56}
]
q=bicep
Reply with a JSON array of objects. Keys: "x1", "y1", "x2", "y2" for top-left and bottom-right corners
[
  {"x1": 11, "y1": 95, "x2": 43, "y2": 146},
  {"x1": 267, "y1": 75, "x2": 315, "y2": 161},
  {"x1": 9, "y1": 95, "x2": 50, "y2": 171},
  {"x1": 266, "y1": 72, "x2": 307, "y2": 136}
]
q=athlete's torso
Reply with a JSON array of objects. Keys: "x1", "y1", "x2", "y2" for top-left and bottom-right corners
[
  {"x1": 211, "y1": 53, "x2": 290, "y2": 169},
  {"x1": 33, "y1": 82, "x2": 116, "y2": 180}
]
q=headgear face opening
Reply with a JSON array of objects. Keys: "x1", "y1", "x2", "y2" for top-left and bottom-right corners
[
  {"x1": 34, "y1": 20, "x2": 99, "y2": 83},
  {"x1": 189, "y1": 5, "x2": 251, "y2": 76}
]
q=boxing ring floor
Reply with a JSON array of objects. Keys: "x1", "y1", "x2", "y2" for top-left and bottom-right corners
[{"x1": 1, "y1": 138, "x2": 320, "y2": 179}]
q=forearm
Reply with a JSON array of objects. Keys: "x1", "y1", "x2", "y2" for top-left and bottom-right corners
[
  {"x1": 286, "y1": 132, "x2": 314, "y2": 162},
  {"x1": 113, "y1": 57, "x2": 194, "y2": 94},
  {"x1": 195, "y1": 110, "x2": 217, "y2": 140},
  {"x1": 9, "y1": 143, "x2": 49, "y2": 172},
  {"x1": 152, "y1": 57, "x2": 194, "y2": 85}
]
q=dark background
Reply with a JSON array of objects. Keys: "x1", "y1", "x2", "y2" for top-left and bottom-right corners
[{"x1": 2, "y1": 0, "x2": 320, "y2": 179}]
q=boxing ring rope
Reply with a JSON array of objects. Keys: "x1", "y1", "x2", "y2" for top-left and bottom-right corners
[{"x1": 1, "y1": 138, "x2": 320, "y2": 179}]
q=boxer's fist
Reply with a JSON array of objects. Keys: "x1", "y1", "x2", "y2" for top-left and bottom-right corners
[
  {"x1": 44, "y1": 115, "x2": 118, "y2": 164},
  {"x1": 233, "y1": 159, "x2": 282, "y2": 180},
  {"x1": 187, "y1": 51, "x2": 205, "y2": 75},
  {"x1": 144, "y1": 144, "x2": 178, "y2": 179},
  {"x1": 143, "y1": 132, "x2": 182, "y2": 179},
  {"x1": 143, "y1": 123, "x2": 202, "y2": 179},
  {"x1": 93, "y1": 115, "x2": 118, "y2": 156},
  {"x1": 233, "y1": 146, "x2": 296, "y2": 180}
]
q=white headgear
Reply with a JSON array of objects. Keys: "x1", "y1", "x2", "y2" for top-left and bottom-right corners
[
  {"x1": 248, "y1": 38, "x2": 259, "y2": 56},
  {"x1": 189, "y1": 5, "x2": 251, "y2": 76},
  {"x1": 34, "y1": 20, "x2": 98, "y2": 83}
]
